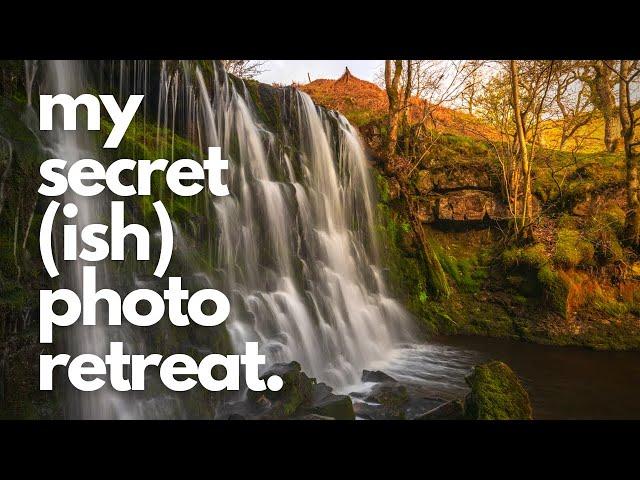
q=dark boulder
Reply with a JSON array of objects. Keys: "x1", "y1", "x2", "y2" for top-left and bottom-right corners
[
  {"x1": 305, "y1": 382, "x2": 354, "y2": 420},
  {"x1": 247, "y1": 361, "x2": 314, "y2": 418},
  {"x1": 231, "y1": 361, "x2": 355, "y2": 420},
  {"x1": 361, "y1": 370, "x2": 397, "y2": 383},
  {"x1": 354, "y1": 381, "x2": 449, "y2": 420},
  {"x1": 364, "y1": 382, "x2": 410, "y2": 419}
]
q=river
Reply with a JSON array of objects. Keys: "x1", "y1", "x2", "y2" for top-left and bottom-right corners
[{"x1": 359, "y1": 335, "x2": 640, "y2": 419}]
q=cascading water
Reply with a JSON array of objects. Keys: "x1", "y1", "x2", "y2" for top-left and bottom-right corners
[
  {"x1": 39, "y1": 60, "x2": 415, "y2": 418},
  {"x1": 43, "y1": 60, "x2": 127, "y2": 418},
  {"x1": 185, "y1": 64, "x2": 415, "y2": 388},
  {"x1": 42, "y1": 61, "x2": 167, "y2": 420}
]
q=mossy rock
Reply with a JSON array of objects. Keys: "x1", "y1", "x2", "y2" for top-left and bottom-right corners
[
  {"x1": 553, "y1": 227, "x2": 594, "y2": 268},
  {"x1": 248, "y1": 361, "x2": 315, "y2": 418},
  {"x1": 538, "y1": 265, "x2": 571, "y2": 318},
  {"x1": 365, "y1": 383, "x2": 410, "y2": 419},
  {"x1": 586, "y1": 206, "x2": 626, "y2": 265},
  {"x1": 502, "y1": 243, "x2": 547, "y2": 270},
  {"x1": 464, "y1": 361, "x2": 533, "y2": 420}
]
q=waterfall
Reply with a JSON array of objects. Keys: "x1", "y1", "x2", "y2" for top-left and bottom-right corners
[
  {"x1": 39, "y1": 60, "x2": 414, "y2": 418},
  {"x1": 43, "y1": 60, "x2": 119, "y2": 418},
  {"x1": 42, "y1": 61, "x2": 170, "y2": 420},
  {"x1": 187, "y1": 64, "x2": 414, "y2": 388}
]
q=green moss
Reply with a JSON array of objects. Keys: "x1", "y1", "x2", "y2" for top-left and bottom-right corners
[
  {"x1": 554, "y1": 227, "x2": 595, "y2": 268},
  {"x1": 585, "y1": 207, "x2": 626, "y2": 265},
  {"x1": 436, "y1": 248, "x2": 488, "y2": 293},
  {"x1": 464, "y1": 361, "x2": 533, "y2": 420},
  {"x1": 598, "y1": 205, "x2": 625, "y2": 236},
  {"x1": 537, "y1": 265, "x2": 571, "y2": 317},
  {"x1": 375, "y1": 201, "x2": 451, "y2": 330},
  {"x1": 534, "y1": 152, "x2": 625, "y2": 208},
  {"x1": 374, "y1": 171, "x2": 391, "y2": 203},
  {"x1": 502, "y1": 243, "x2": 547, "y2": 270},
  {"x1": 589, "y1": 293, "x2": 630, "y2": 318}
]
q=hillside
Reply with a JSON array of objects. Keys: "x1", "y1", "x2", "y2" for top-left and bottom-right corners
[
  {"x1": 301, "y1": 68, "x2": 618, "y2": 155},
  {"x1": 300, "y1": 68, "x2": 497, "y2": 140}
]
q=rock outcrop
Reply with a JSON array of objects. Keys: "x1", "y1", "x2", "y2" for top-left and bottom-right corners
[
  {"x1": 436, "y1": 190, "x2": 507, "y2": 222},
  {"x1": 412, "y1": 163, "x2": 507, "y2": 225}
]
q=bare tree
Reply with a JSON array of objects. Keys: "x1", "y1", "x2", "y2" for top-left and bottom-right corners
[
  {"x1": 384, "y1": 60, "x2": 403, "y2": 157},
  {"x1": 610, "y1": 60, "x2": 640, "y2": 246},
  {"x1": 550, "y1": 60, "x2": 597, "y2": 151},
  {"x1": 459, "y1": 60, "x2": 485, "y2": 115},
  {"x1": 221, "y1": 60, "x2": 268, "y2": 79},
  {"x1": 590, "y1": 60, "x2": 620, "y2": 152},
  {"x1": 474, "y1": 61, "x2": 555, "y2": 240}
]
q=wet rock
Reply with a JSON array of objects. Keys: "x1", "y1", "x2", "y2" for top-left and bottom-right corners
[
  {"x1": 436, "y1": 190, "x2": 506, "y2": 222},
  {"x1": 366, "y1": 382, "x2": 409, "y2": 405},
  {"x1": 353, "y1": 401, "x2": 382, "y2": 420},
  {"x1": 295, "y1": 414, "x2": 335, "y2": 420},
  {"x1": 464, "y1": 361, "x2": 533, "y2": 420},
  {"x1": 361, "y1": 370, "x2": 397, "y2": 383},
  {"x1": 415, "y1": 399, "x2": 465, "y2": 420},
  {"x1": 365, "y1": 382, "x2": 410, "y2": 419},
  {"x1": 228, "y1": 361, "x2": 355, "y2": 420},
  {"x1": 355, "y1": 382, "x2": 448, "y2": 420},
  {"x1": 305, "y1": 382, "x2": 355, "y2": 420},
  {"x1": 247, "y1": 361, "x2": 314, "y2": 418}
]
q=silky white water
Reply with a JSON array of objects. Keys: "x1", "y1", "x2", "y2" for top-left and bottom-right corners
[{"x1": 187, "y1": 64, "x2": 415, "y2": 387}]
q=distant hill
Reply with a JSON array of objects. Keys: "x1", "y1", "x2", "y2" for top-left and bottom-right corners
[
  {"x1": 300, "y1": 68, "x2": 610, "y2": 154},
  {"x1": 300, "y1": 68, "x2": 497, "y2": 141}
]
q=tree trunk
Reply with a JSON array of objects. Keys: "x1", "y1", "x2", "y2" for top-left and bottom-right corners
[
  {"x1": 510, "y1": 60, "x2": 533, "y2": 239},
  {"x1": 619, "y1": 60, "x2": 640, "y2": 246},
  {"x1": 593, "y1": 60, "x2": 620, "y2": 153},
  {"x1": 384, "y1": 60, "x2": 403, "y2": 158},
  {"x1": 402, "y1": 60, "x2": 412, "y2": 155}
]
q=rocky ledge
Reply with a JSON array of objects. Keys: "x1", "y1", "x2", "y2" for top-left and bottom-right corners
[
  {"x1": 216, "y1": 360, "x2": 533, "y2": 420},
  {"x1": 412, "y1": 162, "x2": 509, "y2": 225}
]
